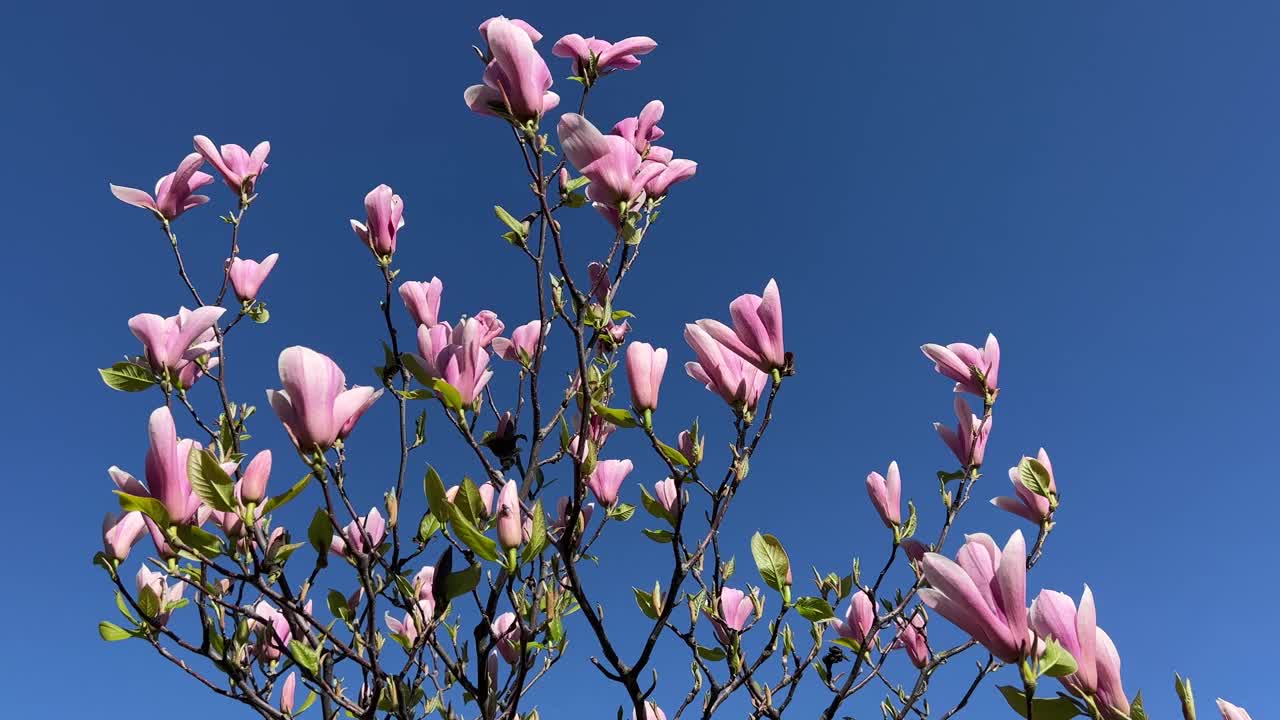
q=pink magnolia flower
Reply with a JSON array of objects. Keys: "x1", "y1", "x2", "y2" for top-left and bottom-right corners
[
  {"x1": 399, "y1": 277, "x2": 443, "y2": 328},
  {"x1": 552, "y1": 34, "x2": 657, "y2": 77},
  {"x1": 919, "y1": 531, "x2": 1029, "y2": 664},
  {"x1": 438, "y1": 318, "x2": 496, "y2": 405},
  {"x1": 833, "y1": 591, "x2": 875, "y2": 647},
  {"x1": 626, "y1": 341, "x2": 668, "y2": 413},
  {"x1": 491, "y1": 612, "x2": 524, "y2": 664},
  {"x1": 1029, "y1": 586, "x2": 1099, "y2": 699},
  {"x1": 474, "y1": 310, "x2": 506, "y2": 347},
  {"x1": 712, "y1": 587, "x2": 755, "y2": 645},
  {"x1": 385, "y1": 599, "x2": 434, "y2": 645},
  {"x1": 644, "y1": 159, "x2": 698, "y2": 198},
  {"x1": 921, "y1": 334, "x2": 1000, "y2": 398},
  {"x1": 267, "y1": 346, "x2": 382, "y2": 451},
  {"x1": 902, "y1": 540, "x2": 929, "y2": 570},
  {"x1": 330, "y1": 508, "x2": 386, "y2": 558},
  {"x1": 237, "y1": 450, "x2": 273, "y2": 505},
  {"x1": 588, "y1": 459, "x2": 633, "y2": 507},
  {"x1": 110, "y1": 152, "x2": 214, "y2": 221},
  {"x1": 683, "y1": 323, "x2": 769, "y2": 412},
  {"x1": 865, "y1": 461, "x2": 903, "y2": 528},
  {"x1": 553, "y1": 497, "x2": 594, "y2": 539},
  {"x1": 413, "y1": 566, "x2": 436, "y2": 603},
  {"x1": 696, "y1": 279, "x2": 786, "y2": 373},
  {"x1": 493, "y1": 320, "x2": 544, "y2": 365},
  {"x1": 136, "y1": 565, "x2": 185, "y2": 626},
  {"x1": 992, "y1": 448, "x2": 1057, "y2": 524},
  {"x1": 600, "y1": 320, "x2": 632, "y2": 351},
  {"x1": 228, "y1": 254, "x2": 278, "y2": 302},
  {"x1": 465, "y1": 17, "x2": 559, "y2": 122},
  {"x1": 612, "y1": 100, "x2": 666, "y2": 155},
  {"x1": 633, "y1": 701, "x2": 667, "y2": 720},
  {"x1": 142, "y1": 406, "x2": 203, "y2": 523},
  {"x1": 587, "y1": 261, "x2": 610, "y2": 303},
  {"x1": 351, "y1": 184, "x2": 405, "y2": 258},
  {"x1": 250, "y1": 599, "x2": 311, "y2": 660},
  {"x1": 193, "y1": 135, "x2": 270, "y2": 195},
  {"x1": 102, "y1": 511, "x2": 146, "y2": 561},
  {"x1": 1095, "y1": 629, "x2": 1131, "y2": 719},
  {"x1": 1217, "y1": 700, "x2": 1254, "y2": 720},
  {"x1": 445, "y1": 483, "x2": 496, "y2": 519},
  {"x1": 496, "y1": 480, "x2": 523, "y2": 550},
  {"x1": 935, "y1": 396, "x2": 991, "y2": 468},
  {"x1": 128, "y1": 305, "x2": 225, "y2": 375},
  {"x1": 558, "y1": 113, "x2": 649, "y2": 208},
  {"x1": 678, "y1": 430, "x2": 704, "y2": 465},
  {"x1": 895, "y1": 613, "x2": 930, "y2": 668},
  {"x1": 654, "y1": 477, "x2": 680, "y2": 515},
  {"x1": 278, "y1": 672, "x2": 297, "y2": 714}
]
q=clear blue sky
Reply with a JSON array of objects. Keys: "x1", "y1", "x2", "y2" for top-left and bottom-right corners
[{"x1": 3, "y1": 1, "x2": 1275, "y2": 717}]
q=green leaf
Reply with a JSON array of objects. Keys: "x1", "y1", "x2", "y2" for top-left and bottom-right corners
[
  {"x1": 1018, "y1": 457, "x2": 1055, "y2": 499},
  {"x1": 297, "y1": 692, "x2": 317, "y2": 715},
  {"x1": 449, "y1": 506, "x2": 499, "y2": 562},
  {"x1": 565, "y1": 175, "x2": 591, "y2": 192},
  {"x1": 656, "y1": 441, "x2": 689, "y2": 468},
  {"x1": 696, "y1": 645, "x2": 727, "y2": 662},
  {"x1": 633, "y1": 587, "x2": 658, "y2": 619},
  {"x1": 432, "y1": 378, "x2": 464, "y2": 411},
  {"x1": 98, "y1": 621, "x2": 136, "y2": 641},
  {"x1": 262, "y1": 473, "x2": 312, "y2": 514},
  {"x1": 247, "y1": 302, "x2": 270, "y2": 324},
  {"x1": 607, "y1": 502, "x2": 636, "y2": 522},
  {"x1": 115, "y1": 591, "x2": 137, "y2": 623},
  {"x1": 423, "y1": 465, "x2": 450, "y2": 521},
  {"x1": 456, "y1": 478, "x2": 487, "y2": 527},
  {"x1": 1039, "y1": 638, "x2": 1080, "y2": 678},
  {"x1": 115, "y1": 491, "x2": 169, "y2": 528},
  {"x1": 520, "y1": 500, "x2": 548, "y2": 565},
  {"x1": 174, "y1": 525, "x2": 224, "y2": 559},
  {"x1": 592, "y1": 403, "x2": 638, "y2": 428},
  {"x1": 997, "y1": 686, "x2": 1082, "y2": 720},
  {"x1": 494, "y1": 205, "x2": 527, "y2": 237},
  {"x1": 1130, "y1": 691, "x2": 1149, "y2": 720},
  {"x1": 417, "y1": 514, "x2": 442, "y2": 543},
  {"x1": 187, "y1": 449, "x2": 237, "y2": 513},
  {"x1": 99, "y1": 362, "x2": 156, "y2": 392},
  {"x1": 900, "y1": 501, "x2": 918, "y2": 540},
  {"x1": 643, "y1": 528, "x2": 674, "y2": 543},
  {"x1": 138, "y1": 585, "x2": 161, "y2": 618},
  {"x1": 326, "y1": 589, "x2": 353, "y2": 622},
  {"x1": 793, "y1": 596, "x2": 835, "y2": 623},
  {"x1": 751, "y1": 532, "x2": 791, "y2": 592},
  {"x1": 307, "y1": 508, "x2": 334, "y2": 557},
  {"x1": 444, "y1": 563, "x2": 482, "y2": 600},
  {"x1": 289, "y1": 640, "x2": 320, "y2": 676}
]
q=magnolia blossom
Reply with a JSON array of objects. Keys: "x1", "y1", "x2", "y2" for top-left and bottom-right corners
[
  {"x1": 330, "y1": 508, "x2": 387, "y2": 558},
  {"x1": 588, "y1": 459, "x2": 633, "y2": 507},
  {"x1": 834, "y1": 591, "x2": 875, "y2": 647},
  {"x1": 465, "y1": 17, "x2": 559, "y2": 121},
  {"x1": 278, "y1": 672, "x2": 297, "y2": 715},
  {"x1": 678, "y1": 430, "x2": 704, "y2": 465},
  {"x1": 1217, "y1": 700, "x2": 1254, "y2": 720},
  {"x1": 552, "y1": 34, "x2": 657, "y2": 77},
  {"x1": 128, "y1": 306, "x2": 225, "y2": 381},
  {"x1": 935, "y1": 396, "x2": 991, "y2": 468},
  {"x1": 654, "y1": 477, "x2": 680, "y2": 515},
  {"x1": 251, "y1": 599, "x2": 312, "y2": 661},
  {"x1": 102, "y1": 511, "x2": 146, "y2": 561},
  {"x1": 110, "y1": 152, "x2": 214, "y2": 221},
  {"x1": 587, "y1": 261, "x2": 610, "y2": 303},
  {"x1": 406, "y1": 317, "x2": 496, "y2": 405},
  {"x1": 611, "y1": 101, "x2": 697, "y2": 197},
  {"x1": 446, "y1": 483, "x2": 496, "y2": 518},
  {"x1": 921, "y1": 334, "x2": 1000, "y2": 397},
  {"x1": 919, "y1": 530, "x2": 1029, "y2": 664},
  {"x1": 193, "y1": 135, "x2": 270, "y2": 194},
  {"x1": 626, "y1": 342, "x2": 668, "y2": 413},
  {"x1": 228, "y1": 254, "x2": 278, "y2": 302},
  {"x1": 496, "y1": 480, "x2": 523, "y2": 550},
  {"x1": 237, "y1": 450, "x2": 273, "y2": 505},
  {"x1": 1030, "y1": 586, "x2": 1099, "y2": 698},
  {"x1": 684, "y1": 323, "x2": 769, "y2": 412},
  {"x1": 493, "y1": 320, "x2": 543, "y2": 365},
  {"x1": 110, "y1": 407, "x2": 204, "y2": 524},
  {"x1": 632, "y1": 701, "x2": 667, "y2": 720},
  {"x1": 559, "y1": 113, "x2": 652, "y2": 208},
  {"x1": 992, "y1": 449, "x2": 1057, "y2": 524},
  {"x1": 351, "y1": 184, "x2": 405, "y2": 258},
  {"x1": 136, "y1": 566, "x2": 185, "y2": 626},
  {"x1": 696, "y1": 279, "x2": 786, "y2": 373},
  {"x1": 399, "y1": 277, "x2": 444, "y2": 328},
  {"x1": 895, "y1": 613, "x2": 930, "y2": 668},
  {"x1": 385, "y1": 599, "x2": 435, "y2": 646},
  {"x1": 267, "y1": 347, "x2": 382, "y2": 451},
  {"x1": 553, "y1": 497, "x2": 594, "y2": 541},
  {"x1": 491, "y1": 612, "x2": 524, "y2": 664},
  {"x1": 865, "y1": 461, "x2": 903, "y2": 528},
  {"x1": 712, "y1": 587, "x2": 755, "y2": 645}
]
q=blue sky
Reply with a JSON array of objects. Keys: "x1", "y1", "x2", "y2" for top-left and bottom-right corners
[{"x1": 3, "y1": 1, "x2": 1276, "y2": 717}]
